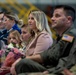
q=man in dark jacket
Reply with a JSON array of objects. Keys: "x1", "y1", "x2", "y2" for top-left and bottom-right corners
[{"x1": 10, "y1": 5, "x2": 76, "y2": 75}]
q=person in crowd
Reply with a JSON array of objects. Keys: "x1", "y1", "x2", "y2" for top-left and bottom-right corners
[
  {"x1": 25, "y1": 10, "x2": 53, "y2": 56},
  {"x1": 10, "y1": 10, "x2": 53, "y2": 75},
  {"x1": 49, "y1": 41, "x2": 76, "y2": 75},
  {"x1": 0, "y1": 12, "x2": 23, "y2": 44},
  {"x1": 0, "y1": 24, "x2": 32, "y2": 69},
  {"x1": 0, "y1": 11, "x2": 7, "y2": 67},
  {"x1": 3, "y1": 24, "x2": 33, "y2": 67},
  {"x1": 0, "y1": 11, "x2": 5, "y2": 31},
  {"x1": 0, "y1": 30, "x2": 23, "y2": 68},
  {"x1": 7, "y1": 30, "x2": 22, "y2": 50},
  {"x1": 0, "y1": 11, "x2": 6, "y2": 50},
  {"x1": 4, "y1": 12, "x2": 22, "y2": 33},
  {"x1": 0, "y1": 40, "x2": 5, "y2": 50},
  {"x1": 10, "y1": 5, "x2": 76, "y2": 75},
  {"x1": 21, "y1": 24, "x2": 32, "y2": 52}
]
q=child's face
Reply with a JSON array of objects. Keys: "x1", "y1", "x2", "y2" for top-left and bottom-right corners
[
  {"x1": 8, "y1": 33, "x2": 18, "y2": 44},
  {"x1": 21, "y1": 28, "x2": 31, "y2": 42}
]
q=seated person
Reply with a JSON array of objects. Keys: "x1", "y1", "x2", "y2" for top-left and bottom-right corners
[
  {"x1": 10, "y1": 5, "x2": 76, "y2": 75},
  {"x1": 10, "y1": 10, "x2": 53, "y2": 75}
]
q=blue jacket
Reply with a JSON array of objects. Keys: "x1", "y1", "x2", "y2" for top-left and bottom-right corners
[
  {"x1": 12, "y1": 24, "x2": 21, "y2": 34},
  {"x1": 0, "y1": 24, "x2": 21, "y2": 44}
]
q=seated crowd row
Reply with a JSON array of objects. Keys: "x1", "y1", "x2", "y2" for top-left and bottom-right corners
[{"x1": 0, "y1": 5, "x2": 76, "y2": 75}]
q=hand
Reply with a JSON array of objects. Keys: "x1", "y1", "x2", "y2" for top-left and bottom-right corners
[
  {"x1": 43, "y1": 70, "x2": 49, "y2": 74},
  {"x1": 63, "y1": 69, "x2": 74, "y2": 75},
  {"x1": 10, "y1": 66, "x2": 16, "y2": 75},
  {"x1": 0, "y1": 66, "x2": 10, "y2": 71},
  {"x1": 10, "y1": 58, "x2": 21, "y2": 75}
]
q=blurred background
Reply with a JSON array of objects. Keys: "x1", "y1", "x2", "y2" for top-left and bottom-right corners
[
  {"x1": 0, "y1": 0, "x2": 76, "y2": 24},
  {"x1": 0, "y1": 0, "x2": 76, "y2": 38}
]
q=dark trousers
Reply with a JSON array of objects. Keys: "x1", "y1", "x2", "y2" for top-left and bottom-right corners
[{"x1": 15, "y1": 59, "x2": 47, "y2": 74}]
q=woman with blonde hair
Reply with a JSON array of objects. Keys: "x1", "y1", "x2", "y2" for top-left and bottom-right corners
[
  {"x1": 10, "y1": 10, "x2": 53, "y2": 75},
  {"x1": 25, "y1": 10, "x2": 53, "y2": 55}
]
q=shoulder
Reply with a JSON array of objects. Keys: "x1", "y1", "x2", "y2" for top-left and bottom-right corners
[
  {"x1": 70, "y1": 28, "x2": 76, "y2": 35},
  {"x1": 64, "y1": 26, "x2": 76, "y2": 38},
  {"x1": 61, "y1": 27, "x2": 76, "y2": 43},
  {"x1": 38, "y1": 30, "x2": 52, "y2": 39},
  {"x1": 36, "y1": 31, "x2": 53, "y2": 44},
  {"x1": 39, "y1": 30, "x2": 51, "y2": 36}
]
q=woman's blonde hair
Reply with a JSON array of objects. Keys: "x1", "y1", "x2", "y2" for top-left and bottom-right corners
[{"x1": 29, "y1": 10, "x2": 52, "y2": 36}]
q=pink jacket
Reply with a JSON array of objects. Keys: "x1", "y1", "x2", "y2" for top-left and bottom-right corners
[{"x1": 25, "y1": 30, "x2": 53, "y2": 56}]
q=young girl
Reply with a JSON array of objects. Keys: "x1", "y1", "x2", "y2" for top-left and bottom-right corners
[
  {"x1": 0, "y1": 30, "x2": 23, "y2": 68},
  {"x1": 7, "y1": 30, "x2": 23, "y2": 51}
]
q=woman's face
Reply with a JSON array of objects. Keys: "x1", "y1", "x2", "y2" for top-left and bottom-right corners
[
  {"x1": 28, "y1": 13, "x2": 37, "y2": 30},
  {"x1": 0, "y1": 13, "x2": 5, "y2": 29},
  {"x1": 21, "y1": 27, "x2": 31, "y2": 42},
  {"x1": 3, "y1": 16, "x2": 13, "y2": 30}
]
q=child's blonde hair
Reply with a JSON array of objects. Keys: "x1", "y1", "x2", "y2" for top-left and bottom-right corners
[{"x1": 8, "y1": 30, "x2": 22, "y2": 45}]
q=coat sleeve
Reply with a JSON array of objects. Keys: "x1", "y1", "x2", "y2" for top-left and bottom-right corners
[
  {"x1": 47, "y1": 44, "x2": 76, "y2": 73},
  {"x1": 40, "y1": 36, "x2": 75, "y2": 66}
]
